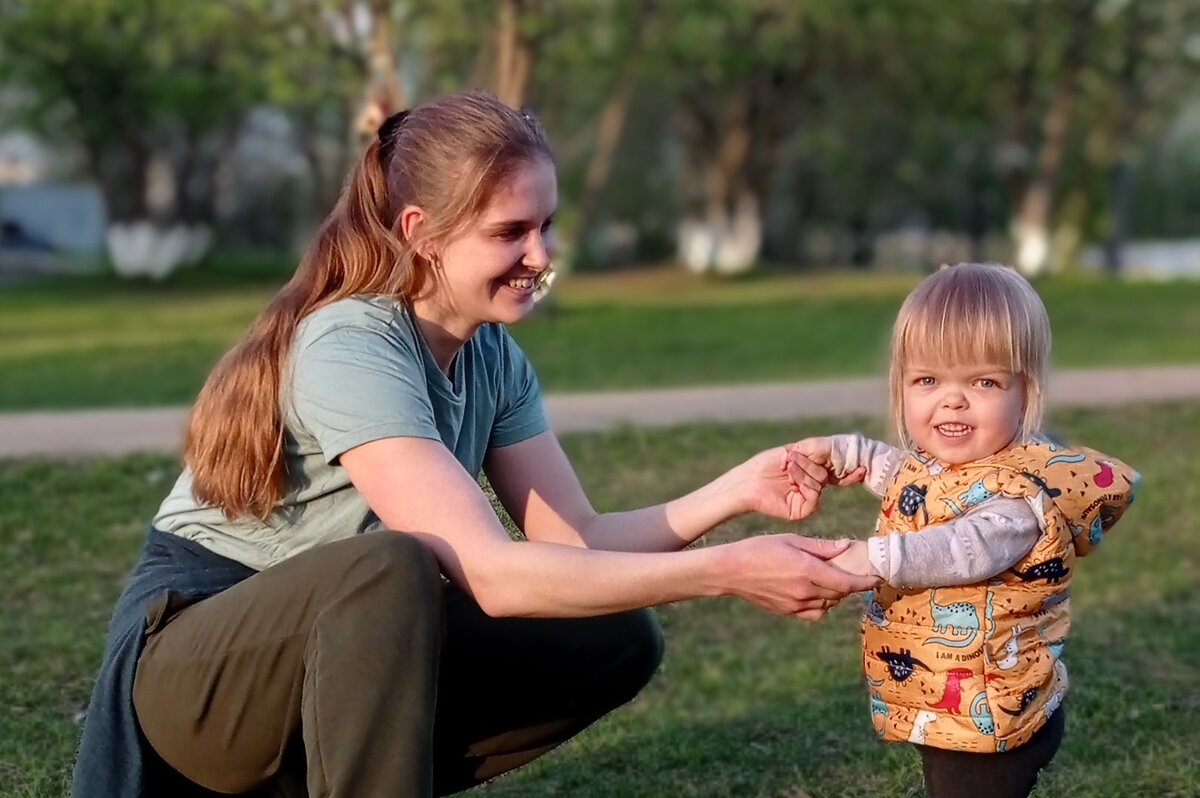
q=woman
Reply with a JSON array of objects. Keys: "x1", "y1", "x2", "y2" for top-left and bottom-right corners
[{"x1": 72, "y1": 91, "x2": 874, "y2": 797}]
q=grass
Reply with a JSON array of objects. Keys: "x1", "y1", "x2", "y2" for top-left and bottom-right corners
[
  {"x1": 2, "y1": 402, "x2": 1197, "y2": 797},
  {"x1": 1, "y1": 265, "x2": 1198, "y2": 409}
]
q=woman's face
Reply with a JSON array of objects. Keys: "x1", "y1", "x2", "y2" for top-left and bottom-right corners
[{"x1": 423, "y1": 157, "x2": 557, "y2": 335}]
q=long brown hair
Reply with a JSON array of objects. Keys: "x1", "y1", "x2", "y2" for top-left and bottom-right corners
[{"x1": 186, "y1": 91, "x2": 553, "y2": 519}]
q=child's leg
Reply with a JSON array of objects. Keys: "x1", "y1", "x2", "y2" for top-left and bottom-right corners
[{"x1": 917, "y1": 708, "x2": 1065, "y2": 798}]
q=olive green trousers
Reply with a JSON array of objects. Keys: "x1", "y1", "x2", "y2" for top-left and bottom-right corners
[{"x1": 132, "y1": 533, "x2": 664, "y2": 797}]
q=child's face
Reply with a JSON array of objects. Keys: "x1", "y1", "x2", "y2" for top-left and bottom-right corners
[{"x1": 902, "y1": 361, "x2": 1025, "y2": 464}]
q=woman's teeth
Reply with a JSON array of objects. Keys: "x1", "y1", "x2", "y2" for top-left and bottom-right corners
[{"x1": 508, "y1": 277, "x2": 536, "y2": 290}]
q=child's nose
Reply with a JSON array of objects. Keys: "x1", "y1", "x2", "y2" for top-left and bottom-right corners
[{"x1": 941, "y1": 387, "x2": 968, "y2": 409}]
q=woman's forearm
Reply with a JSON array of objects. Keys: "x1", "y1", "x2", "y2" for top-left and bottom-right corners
[
  {"x1": 472, "y1": 539, "x2": 727, "y2": 617},
  {"x1": 468, "y1": 531, "x2": 872, "y2": 619},
  {"x1": 575, "y1": 473, "x2": 746, "y2": 553}
]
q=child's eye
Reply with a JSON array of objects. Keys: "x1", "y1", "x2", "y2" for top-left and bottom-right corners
[
  {"x1": 915, "y1": 377, "x2": 936, "y2": 387},
  {"x1": 978, "y1": 378, "x2": 995, "y2": 388}
]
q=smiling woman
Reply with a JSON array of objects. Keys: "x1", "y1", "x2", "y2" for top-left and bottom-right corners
[{"x1": 71, "y1": 90, "x2": 875, "y2": 798}]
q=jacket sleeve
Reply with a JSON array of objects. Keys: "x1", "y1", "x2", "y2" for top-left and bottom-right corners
[
  {"x1": 828, "y1": 433, "x2": 904, "y2": 498},
  {"x1": 867, "y1": 497, "x2": 1041, "y2": 588}
]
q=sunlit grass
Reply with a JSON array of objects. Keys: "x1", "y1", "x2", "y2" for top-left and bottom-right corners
[
  {"x1": 2, "y1": 403, "x2": 1196, "y2": 797},
  {"x1": 2, "y1": 265, "x2": 1198, "y2": 409}
]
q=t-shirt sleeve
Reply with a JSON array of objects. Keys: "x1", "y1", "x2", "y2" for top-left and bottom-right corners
[
  {"x1": 289, "y1": 322, "x2": 443, "y2": 463},
  {"x1": 489, "y1": 331, "x2": 549, "y2": 449}
]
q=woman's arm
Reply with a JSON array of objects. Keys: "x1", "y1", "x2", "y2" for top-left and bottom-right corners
[
  {"x1": 341, "y1": 435, "x2": 875, "y2": 619},
  {"x1": 483, "y1": 432, "x2": 828, "y2": 552}
]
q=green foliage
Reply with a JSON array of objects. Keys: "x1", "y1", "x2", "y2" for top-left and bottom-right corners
[
  {"x1": 1, "y1": 404, "x2": 1196, "y2": 796},
  {"x1": 0, "y1": 0, "x2": 1197, "y2": 258}
]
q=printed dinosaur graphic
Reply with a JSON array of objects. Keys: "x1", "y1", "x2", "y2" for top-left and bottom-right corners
[
  {"x1": 970, "y1": 691, "x2": 995, "y2": 735},
  {"x1": 908, "y1": 710, "x2": 938, "y2": 744},
  {"x1": 1010, "y1": 558, "x2": 1070, "y2": 584},
  {"x1": 999, "y1": 687, "x2": 1038, "y2": 717},
  {"x1": 898, "y1": 482, "x2": 929, "y2": 521},
  {"x1": 929, "y1": 667, "x2": 973, "y2": 714},
  {"x1": 924, "y1": 589, "x2": 981, "y2": 648},
  {"x1": 875, "y1": 646, "x2": 930, "y2": 683},
  {"x1": 865, "y1": 592, "x2": 890, "y2": 628},
  {"x1": 1021, "y1": 470, "x2": 1061, "y2": 498},
  {"x1": 995, "y1": 624, "x2": 1022, "y2": 670}
]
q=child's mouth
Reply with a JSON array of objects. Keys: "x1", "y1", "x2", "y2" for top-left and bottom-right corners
[{"x1": 936, "y1": 423, "x2": 971, "y2": 438}]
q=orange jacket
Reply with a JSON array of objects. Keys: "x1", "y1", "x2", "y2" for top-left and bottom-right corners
[{"x1": 864, "y1": 442, "x2": 1137, "y2": 752}]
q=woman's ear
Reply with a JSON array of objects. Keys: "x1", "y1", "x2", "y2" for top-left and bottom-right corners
[{"x1": 398, "y1": 204, "x2": 425, "y2": 246}]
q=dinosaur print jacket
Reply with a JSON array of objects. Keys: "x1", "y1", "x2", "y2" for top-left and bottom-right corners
[{"x1": 862, "y1": 442, "x2": 1138, "y2": 752}]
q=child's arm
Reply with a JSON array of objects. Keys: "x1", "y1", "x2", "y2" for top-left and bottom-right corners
[
  {"x1": 831, "y1": 498, "x2": 1041, "y2": 587},
  {"x1": 791, "y1": 434, "x2": 903, "y2": 498}
]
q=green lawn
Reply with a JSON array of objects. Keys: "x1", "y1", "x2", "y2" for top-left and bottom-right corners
[
  {"x1": 2, "y1": 403, "x2": 1196, "y2": 797},
  {"x1": 1, "y1": 265, "x2": 1198, "y2": 409}
]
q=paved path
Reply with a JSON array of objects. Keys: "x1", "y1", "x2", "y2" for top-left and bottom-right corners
[{"x1": 2, "y1": 365, "x2": 1198, "y2": 459}]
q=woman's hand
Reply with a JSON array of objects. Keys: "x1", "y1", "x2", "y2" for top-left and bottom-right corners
[
  {"x1": 719, "y1": 445, "x2": 831, "y2": 522},
  {"x1": 717, "y1": 534, "x2": 879, "y2": 620}
]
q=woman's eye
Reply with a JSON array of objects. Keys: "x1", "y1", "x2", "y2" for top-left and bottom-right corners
[{"x1": 541, "y1": 217, "x2": 554, "y2": 233}]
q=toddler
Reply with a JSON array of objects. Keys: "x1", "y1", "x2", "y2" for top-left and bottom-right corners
[{"x1": 795, "y1": 263, "x2": 1138, "y2": 798}]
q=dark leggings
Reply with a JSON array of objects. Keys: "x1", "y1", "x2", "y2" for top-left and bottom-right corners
[
  {"x1": 917, "y1": 707, "x2": 1066, "y2": 798},
  {"x1": 132, "y1": 532, "x2": 665, "y2": 797}
]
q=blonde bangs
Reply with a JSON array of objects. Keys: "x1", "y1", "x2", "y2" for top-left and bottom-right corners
[{"x1": 888, "y1": 263, "x2": 1051, "y2": 448}]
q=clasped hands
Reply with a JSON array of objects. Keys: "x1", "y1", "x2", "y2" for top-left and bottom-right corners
[{"x1": 720, "y1": 436, "x2": 878, "y2": 620}]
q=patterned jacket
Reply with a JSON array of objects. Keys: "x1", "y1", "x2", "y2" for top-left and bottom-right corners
[{"x1": 863, "y1": 442, "x2": 1137, "y2": 752}]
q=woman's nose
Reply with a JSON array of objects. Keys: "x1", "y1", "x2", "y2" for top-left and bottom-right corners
[{"x1": 525, "y1": 231, "x2": 554, "y2": 271}]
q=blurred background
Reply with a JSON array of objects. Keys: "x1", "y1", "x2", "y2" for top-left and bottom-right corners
[
  {"x1": 2, "y1": 4, "x2": 1200, "y2": 796},
  {"x1": 1, "y1": 0, "x2": 1198, "y2": 283}
]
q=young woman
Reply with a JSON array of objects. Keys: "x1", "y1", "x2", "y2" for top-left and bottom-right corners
[{"x1": 72, "y1": 91, "x2": 874, "y2": 797}]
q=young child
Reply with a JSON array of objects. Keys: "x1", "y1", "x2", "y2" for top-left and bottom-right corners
[{"x1": 794, "y1": 263, "x2": 1138, "y2": 798}]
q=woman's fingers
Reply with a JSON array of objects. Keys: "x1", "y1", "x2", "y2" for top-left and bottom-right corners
[{"x1": 793, "y1": 606, "x2": 828, "y2": 622}]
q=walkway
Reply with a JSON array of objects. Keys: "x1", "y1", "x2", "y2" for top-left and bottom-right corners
[{"x1": 2, "y1": 365, "x2": 1198, "y2": 459}]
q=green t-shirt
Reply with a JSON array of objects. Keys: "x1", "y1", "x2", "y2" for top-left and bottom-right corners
[{"x1": 153, "y1": 296, "x2": 548, "y2": 570}]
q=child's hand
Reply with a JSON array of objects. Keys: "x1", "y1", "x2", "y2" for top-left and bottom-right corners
[
  {"x1": 829, "y1": 540, "x2": 879, "y2": 588},
  {"x1": 786, "y1": 436, "x2": 867, "y2": 487}
]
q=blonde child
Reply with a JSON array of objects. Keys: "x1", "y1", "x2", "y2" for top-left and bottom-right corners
[{"x1": 794, "y1": 263, "x2": 1138, "y2": 798}]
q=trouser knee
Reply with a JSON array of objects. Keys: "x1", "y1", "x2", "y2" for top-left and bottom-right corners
[
  {"x1": 591, "y1": 608, "x2": 665, "y2": 705},
  {"x1": 338, "y1": 532, "x2": 444, "y2": 622}
]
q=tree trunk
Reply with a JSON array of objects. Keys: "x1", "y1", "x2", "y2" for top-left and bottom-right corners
[
  {"x1": 569, "y1": 69, "x2": 638, "y2": 263},
  {"x1": 354, "y1": 0, "x2": 407, "y2": 137},
  {"x1": 496, "y1": 0, "x2": 537, "y2": 108},
  {"x1": 1010, "y1": 0, "x2": 1098, "y2": 276},
  {"x1": 1103, "y1": 0, "x2": 1151, "y2": 275},
  {"x1": 677, "y1": 92, "x2": 762, "y2": 274},
  {"x1": 92, "y1": 140, "x2": 151, "y2": 224}
]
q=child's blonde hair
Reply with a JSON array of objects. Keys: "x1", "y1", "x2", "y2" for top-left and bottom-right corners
[{"x1": 888, "y1": 262, "x2": 1051, "y2": 450}]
